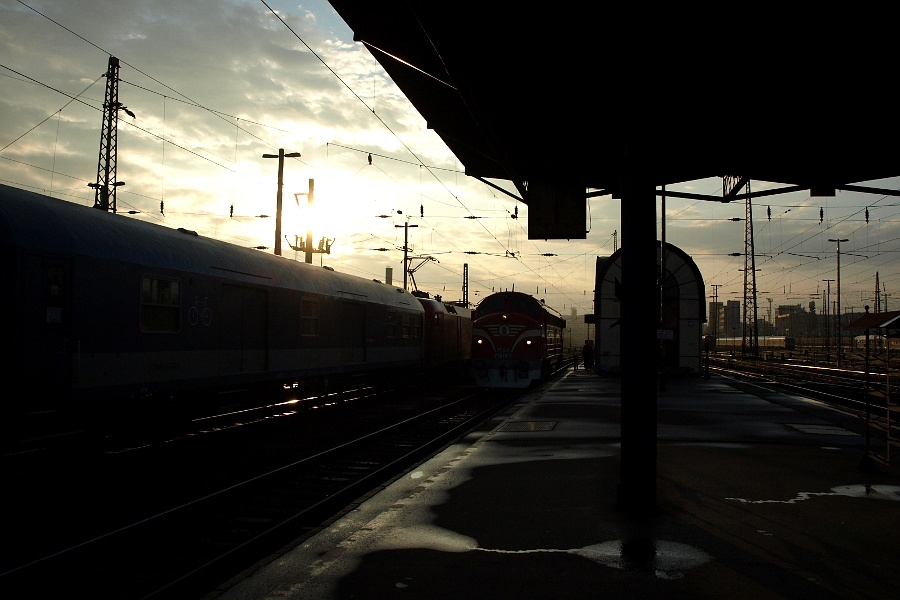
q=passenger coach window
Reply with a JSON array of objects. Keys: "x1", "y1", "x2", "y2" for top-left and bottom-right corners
[
  {"x1": 401, "y1": 313, "x2": 412, "y2": 338},
  {"x1": 140, "y1": 277, "x2": 180, "y2": 332},
  {"x1": 387, "y1": 312, "x2": 398, "y2": 338},
  {"x1": 45, "y1": 266, "x2": 65, "y2": 325},
  {"x1": 401, "y1": 313, "x2": 421, "y2": 339},
  {"x1": 300, "y1": 299, "x2": 319, "y2": 336}
]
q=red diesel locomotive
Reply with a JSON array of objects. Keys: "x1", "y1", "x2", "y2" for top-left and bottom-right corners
[{"x1": 471, "y1": 291, "x2": 565, "y2": 387}]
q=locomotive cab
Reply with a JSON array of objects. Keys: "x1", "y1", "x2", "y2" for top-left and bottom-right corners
[{"x1": 471, "y1": 291, "x2": 564, "y2": 387}]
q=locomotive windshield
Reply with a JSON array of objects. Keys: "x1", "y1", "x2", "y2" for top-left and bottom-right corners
[{"x1": 476, "y1": 293, "x2": 542, "y2": 320}]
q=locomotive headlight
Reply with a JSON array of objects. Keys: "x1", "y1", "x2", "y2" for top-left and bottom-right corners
[
  {"x1": 476, "y1": 339, "x2": 483, "y2": 344},
  {"x1": 526, "y1": 340, "x2": 532, "y2": 345}
]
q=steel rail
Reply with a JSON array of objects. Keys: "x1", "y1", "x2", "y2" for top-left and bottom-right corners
[{"x1": 0, "y1": 386, "x2": 518, "y2": 600}]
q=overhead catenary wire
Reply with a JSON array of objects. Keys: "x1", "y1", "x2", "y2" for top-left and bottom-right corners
[
  {"x1": 0, "y1": 4, "x2": 578, "y2": 311},
  {"x1": 258, "y1": 1, "x2": 515, "y2": 260},
  {"x1": 7, "y1": 2, "x2": 529, "y2": 294},
  {"x1": 13, "y1": 2, "x2": 900, "y2": 310}
]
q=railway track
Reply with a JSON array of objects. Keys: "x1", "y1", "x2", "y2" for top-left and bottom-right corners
[
  {"x1": 0, "y1": 383, "x2": 522, "y2": 599},
  {"x1": 5, "y1": 379, "x2": 394, "y2": 461},
  {"x1": 709, "y1": 358, "x2": 894, "y2": 420}
]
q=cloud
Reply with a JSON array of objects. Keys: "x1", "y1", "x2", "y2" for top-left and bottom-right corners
[{"x1": 3, "y1": 1, "x2": 900, "y2": 319}]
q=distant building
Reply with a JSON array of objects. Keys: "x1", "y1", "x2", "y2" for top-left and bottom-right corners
[
  {"x1": 706, "y1": 302, "x2": 722, "y2": 338},
  {"x1": 723, "y1": 300, "x2": 741, "y2": 338},
  {"x1": 775, "y1": 304, "x2": 805, "y2": 336}
]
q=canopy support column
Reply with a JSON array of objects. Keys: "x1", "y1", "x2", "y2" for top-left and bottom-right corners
[{"x1": 617, "y1": 167, "x2": 659, "y2": 513}]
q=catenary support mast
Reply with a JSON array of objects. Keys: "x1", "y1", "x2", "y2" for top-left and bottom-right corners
[
  {"x1": 741, "y1": 181, "x2": 759, "y2": 358},
  {"x1": 91, "y1": 56, "x2": 131, "y2": 212}
]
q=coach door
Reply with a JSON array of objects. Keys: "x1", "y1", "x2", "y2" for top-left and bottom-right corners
[
  {"x1": 23, "y1": 256, "x2": 72, "y2": 404},
  {"x1": 221, "y1": 285, "x2": 268, "y2": 373},
  {"x1": 340, "y1": 302, "x2": 366, "y2": 365}
]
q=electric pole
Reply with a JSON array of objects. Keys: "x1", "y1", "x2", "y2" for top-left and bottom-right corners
[
  {"x1": 875, "y1": 272, "x2": 881, "y2": 312},
  {"x1": 262, "y1": 148, "x2": 301, "y2": 256},
  {"x1": 395, "y1": 221, "x2": 419, "y2": 290},
  {"x1": 292, "y1": 179, "x2": 332, "y2": 264},
  {"x1": 823, "y1": 279, "x2": 834, "y2": 352},
  {"x1": 305, "y1": 179, "x2": 314, "y2": 264},
  {"x1": 829, "y1": 238, "x2": 849, "y2": 367},
  {"x1": 90, "y1": 56, "x2": 133, "y2": 213},
  {"x1": 742, "y1": 181, "x2": 759, "y2": 358},
  {"x1": 462, "y1": 263, "x2": 469, "y2": 307}
]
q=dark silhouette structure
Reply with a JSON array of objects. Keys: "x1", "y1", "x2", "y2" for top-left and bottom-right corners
[{"x1": 327, "y1": 2, "x2": 900, "y2": 512}]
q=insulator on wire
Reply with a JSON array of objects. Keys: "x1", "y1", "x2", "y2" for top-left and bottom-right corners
[
  {"x1": 767, "y1": 206, "x2": 771, "y2": 221},
  {"x1": 160, "y1": 200, "x2": 165, "y2": 215},
  {"x1": 420, "y1": 204, "x2": 424, "y2": 218},
  {"x1": 230, "y1": 204, "x2": 234, "y2": 218},
  {"x1": 819, "y1": 207, "x2": 823, "y2": 223},
  {"x1": 866, "y1": 207, "x2": 869, "y2": 224}
]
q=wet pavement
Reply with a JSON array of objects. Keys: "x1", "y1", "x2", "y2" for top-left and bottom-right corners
[{"x1": 210, "y1": 370, "x2": 900, "y2": 600}]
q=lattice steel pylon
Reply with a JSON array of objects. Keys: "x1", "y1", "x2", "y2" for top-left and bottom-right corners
[
  {"x1": 90, "y1": 56, "x2": 131, "y2": 212},
  {"x1": 875, "y1": 271, "x2": 881, "y2": 313},
  {"x1": 741, "y1": 181, "x2": 759, "y2": 358}
]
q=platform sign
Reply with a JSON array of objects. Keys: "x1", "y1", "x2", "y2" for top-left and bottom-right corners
[{"x1": 527, "y1": 182, "x2": 586, "y2": 239}]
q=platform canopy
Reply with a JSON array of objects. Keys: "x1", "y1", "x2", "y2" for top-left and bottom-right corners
[
  {"x1": 327, "y1": 2, "x2": 899, "y2": 238},
  {"x1": 324, "y1": 3, "x2": 900, "y2": 510}
]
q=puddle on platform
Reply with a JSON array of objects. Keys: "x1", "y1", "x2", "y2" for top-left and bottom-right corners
[
  {"x1": 381, "y1": 524, "x2": 711, "y2": 580},
  {"x1": 831, "y1": 484, "x2": 900, "y2": 500},
  {"x1": 472, "y1": 539, "x2": 711, "y2": 579},
  {"x1": 727, "y1": 484, "x2": 900, "y2": 504},
  {"x1": 571, "y1": 540, "x2": 712, "y2": 579}
]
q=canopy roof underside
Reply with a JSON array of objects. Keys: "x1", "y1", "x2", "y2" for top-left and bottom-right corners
[{"x1": 328, "y1": 3, "x2": 898, "y2": 233}]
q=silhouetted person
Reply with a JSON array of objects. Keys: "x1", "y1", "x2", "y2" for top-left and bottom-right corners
[{"x1": 582, "y1": 340, "x2": 594, "y2": 370}]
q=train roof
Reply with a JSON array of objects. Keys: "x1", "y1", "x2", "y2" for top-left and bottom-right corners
[
  {"x1": 0, "y1": 184, "x2": 420, "y2": 310},
  {"x1": 416, "y1": 296, "x2": 472, "y2": 318},
  {"x1": 474, "y1": 291, "x2": 564, "y2": 325}
]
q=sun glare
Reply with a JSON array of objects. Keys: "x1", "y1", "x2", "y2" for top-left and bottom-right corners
[{"x1": 278, "y1": 177, "x2": 382, "y2": 256}]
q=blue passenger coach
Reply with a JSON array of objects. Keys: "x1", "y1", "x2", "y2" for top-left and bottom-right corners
[{"x1": 0, "y1": 184, "x2": 429, "y2": 434}]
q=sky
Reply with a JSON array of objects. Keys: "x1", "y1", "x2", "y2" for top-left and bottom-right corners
[{"x1": 3, "y1": 0, "x2": 900, "y2": 323}]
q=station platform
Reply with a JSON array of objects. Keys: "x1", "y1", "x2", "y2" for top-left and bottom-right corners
[{"x1": 210, "y1": 369, "x2": 900, "y2": 600}]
